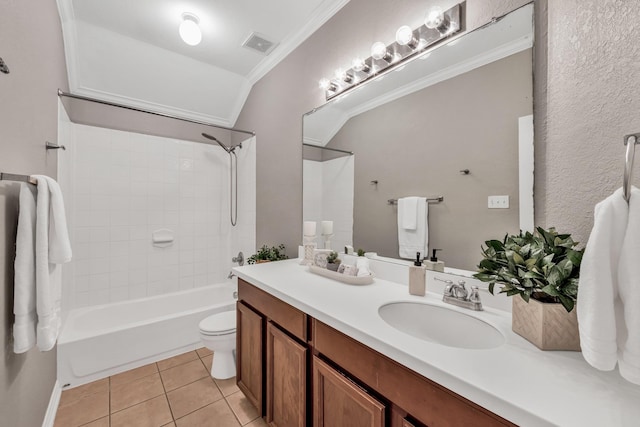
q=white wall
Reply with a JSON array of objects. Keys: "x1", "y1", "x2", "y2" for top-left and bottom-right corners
[
  {"x1": 60, "y1": 124, "x2": 255, "y2": 309},
  {"x1": 303, "y1": 156, "x2": 354, "y2": 251}
]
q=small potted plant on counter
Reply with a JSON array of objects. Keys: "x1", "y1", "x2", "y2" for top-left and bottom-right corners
[
  {"x1": 326, "y1": 251, "x2": 341, "y2": 271},
  {"x1": 474, "y1": 227, "x2": 584, "y2": 351},
  {"x1": 247, "y1": 244, "x2": 289, "y2": 264}
]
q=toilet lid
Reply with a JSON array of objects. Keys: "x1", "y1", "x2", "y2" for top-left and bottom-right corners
[{"x1": 199, "y1": 311, "x2": 236, "y2": 335}]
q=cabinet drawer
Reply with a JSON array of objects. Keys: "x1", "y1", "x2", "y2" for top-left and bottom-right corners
[
  {"x1": 313, "y1": 320, "x2": 516, "y2": 427},
  {"x1": 238, "y1": 279, "x2": 307, "y2": 341}
]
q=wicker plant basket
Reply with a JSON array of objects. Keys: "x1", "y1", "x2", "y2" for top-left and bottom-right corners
[{"x1": 512, "y1": 296, "x2": 580, "y2": 351}]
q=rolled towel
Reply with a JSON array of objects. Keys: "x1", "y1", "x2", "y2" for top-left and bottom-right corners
[{"x1": 356, "y1": 257, "x2": 371, "y2": 277}]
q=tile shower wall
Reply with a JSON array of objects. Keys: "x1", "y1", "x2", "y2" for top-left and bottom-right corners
[
  {"x1": 62, "y1": 124, "x2": 255, "y2": 309},
  {"x1": 303, "y1": 156, "x2": 354, "y2": 251}
]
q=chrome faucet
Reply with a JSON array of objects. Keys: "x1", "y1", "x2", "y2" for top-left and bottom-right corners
[
  {"x1": 232, "y1": 251, "x2": 244, "y2": 266},
  {"x1": 435, "y1": 277, "x2": 483, "y2": 311}
]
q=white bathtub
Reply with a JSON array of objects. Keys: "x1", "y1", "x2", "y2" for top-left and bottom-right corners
[{"x1": 57, "y1": 282, "x2": 236, "y2": 388}]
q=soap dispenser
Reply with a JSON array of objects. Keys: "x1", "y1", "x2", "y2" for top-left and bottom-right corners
[
  {"x1": 409, "y1": 252, "x2": 426, "y2": 296},
  {"x1": 424, "y1": 249, "x2": 445, "y2": 272}
]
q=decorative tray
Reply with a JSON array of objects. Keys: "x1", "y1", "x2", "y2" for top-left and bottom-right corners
[{"x1": 308, "y1": 265, "x2": 374, "y2": 285}]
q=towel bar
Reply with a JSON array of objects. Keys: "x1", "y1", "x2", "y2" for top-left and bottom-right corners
[
  {"x1": 0, "y1": 172, "x2": 37, "y2": 185},
  {"x1": 623, "y1": 133, "x2": 640, "y2": 202},
  {"x1": 388, "y1": 196, "x2": 444, "y2": 205}
]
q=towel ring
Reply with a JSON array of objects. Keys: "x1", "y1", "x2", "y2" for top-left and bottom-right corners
[{"x1": 624, "y1": 133, "x2": 640, "y2": 202}]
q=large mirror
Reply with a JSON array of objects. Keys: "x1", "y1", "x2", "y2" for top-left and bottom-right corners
[{"x1": 303, "y1": 4, "x2": 534, "y2": 271}]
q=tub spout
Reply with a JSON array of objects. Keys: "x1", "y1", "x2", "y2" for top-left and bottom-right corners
[{"x1": 227, "y1": 271, "x2": 236, "y2": 279}]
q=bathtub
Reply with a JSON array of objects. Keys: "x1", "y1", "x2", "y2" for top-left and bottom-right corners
[{"x1": 57, "y1": 282, "x2": 236, "y2": 388}]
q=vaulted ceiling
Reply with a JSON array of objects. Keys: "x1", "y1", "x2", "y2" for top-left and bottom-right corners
[{"x1": 57, "y1": 0, "x2": 349, "y2": 127}]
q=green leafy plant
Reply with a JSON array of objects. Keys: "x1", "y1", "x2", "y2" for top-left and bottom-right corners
[
  {"x1": 473, "y1": 227, "x2": 584, "y2": 313},
  {"x1": 247, "y1": 244, "x2": 289, "y2": 264},
  {"x1": 357, "y1": 249, "x2": 365, "y2": 257},
  {"x1": 326, "y1": 251, "x2": 341, "y2": 264}
]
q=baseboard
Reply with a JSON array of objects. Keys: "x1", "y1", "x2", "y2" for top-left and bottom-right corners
[{"x1": 41, "y1": 380, "x2": 62, "y2": 427}]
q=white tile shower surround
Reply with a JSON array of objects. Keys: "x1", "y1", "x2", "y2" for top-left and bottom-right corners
[
  {"x1": 61, "y1": 124, "x2": 256, "y2": 310},
  {"x1": 303, "y1": 156, "x2": 354, "y2": 251}
]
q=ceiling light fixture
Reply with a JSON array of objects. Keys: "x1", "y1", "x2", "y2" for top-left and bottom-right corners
[
  {"x1": 179, "y1": 13, "x2": 202, "y2": 46},
  {"x1": 318, "y1": 2, "x2": 462, "y2": 101}
]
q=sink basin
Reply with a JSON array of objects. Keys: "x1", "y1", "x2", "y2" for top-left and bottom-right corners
[{"x1": 378, "y1": 302, "x2": 505, "y2": 349}]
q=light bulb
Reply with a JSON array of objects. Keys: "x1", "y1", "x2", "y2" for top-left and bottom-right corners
[
  {"x1": 352, "y1": 57, "x2": 370, "y2": 73},
  {"x1": 179, "y1": 13, "x2": 202, "y2": 46},
  {"x1": 319, "y1": 78, "x2": 331, "y2": 90},
  {"x1": 425, "y1": 7, "x2": 451, "y2": 34},
  {"x1": 319, "y1": 78, "x2": 337, "y2": 92},
  {"x1": 395, "y1": 26, "x2": 416, "y2": 48},
  {"x1": 371, "y1": 42, "x2": 390, "y2": 62},
  {"x1": 424, "y1": 7, "x2": 444, "y2": 29}
]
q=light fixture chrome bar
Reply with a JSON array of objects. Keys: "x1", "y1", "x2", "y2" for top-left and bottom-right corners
[
  {"x1": 0, "y1": 172, "x2": 37, "y2": 185},
  {"x1": 323, "y1": 2, "x2": 463, "y2": 101},
  {"x1": 58, "y1": 90, "x2": 256, "y2": 136},
  {"x1": 387, "y1": 196, "x2": 444, "y2": 205},
  {"x1": 303, "y1": 143, "x2": 354, "y2": 155}
]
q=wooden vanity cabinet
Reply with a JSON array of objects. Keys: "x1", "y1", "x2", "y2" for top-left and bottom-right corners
[
  {"x1": 237, "y1": 278, "x2": 516, "y2": 427},
  {"x1": 237, "y1": 279, "x2": 308, "y2": 426}
]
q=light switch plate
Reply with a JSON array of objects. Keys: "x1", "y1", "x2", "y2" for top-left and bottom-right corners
[{"x1": 488, "y1": 195, "x2": 510, "y2": 209}]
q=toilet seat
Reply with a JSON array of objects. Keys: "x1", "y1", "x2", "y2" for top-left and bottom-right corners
[{"x1": 199, "y1": 311, "x2": 236, "y2": 336}]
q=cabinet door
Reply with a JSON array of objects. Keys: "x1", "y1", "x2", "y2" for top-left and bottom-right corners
[
  {"x1": 313, "y1": 356, "x2": 385, "y2": 427},
  {"x1": 266, "y1": 322, "x2": 307, "y2": 427},
  {"x1": 237, "y1": 301, "x2": 263, "y2": 414}
]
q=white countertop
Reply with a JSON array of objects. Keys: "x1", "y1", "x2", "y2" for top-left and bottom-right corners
[{"x1": 233, "y1": 259, "x2": 640, "y2": 427}]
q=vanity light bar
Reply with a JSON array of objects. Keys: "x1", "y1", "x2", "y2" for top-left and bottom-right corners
[{"x1": 321, "y1": 2, "x2": 463, "y2": 101}]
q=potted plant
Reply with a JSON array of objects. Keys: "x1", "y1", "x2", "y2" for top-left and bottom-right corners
[
  {"x1": 474, "y1": 227, "x2": 584, "y2": 351},
  {"x1": 326, "y1": 251, "x2": 341, "y2": 271},
  {"x1": 247, "y1": 244, "x2": 289, "y2": 264}
]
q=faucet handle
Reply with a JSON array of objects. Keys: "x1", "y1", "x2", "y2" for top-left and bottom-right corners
[{"x1": 469, "y1": 286, "x2": 481, "y2": 303}]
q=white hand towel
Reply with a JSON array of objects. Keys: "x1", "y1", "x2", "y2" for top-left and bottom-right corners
[
  {"x1": 13, "y1": 184, "x2": 37, "y2": 353},
  {"x1": 398, "y1": 197, "x2": 428, "y2": 259},
  {"x1": 578, "y1": 187, "x2": 628, "y2": 371},
  {"x1": 32, "y1": 175, "x2": 72, "y2": 351},
  {"x1": 617, "y1": 186, "x2": 640, "y2": 384},
  {"x1": 399, "y1": 197, "x2": 419, "y2": 230}
]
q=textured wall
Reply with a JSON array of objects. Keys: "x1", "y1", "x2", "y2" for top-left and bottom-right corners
[
  {"x1": 235, "y1": 0, "x2": 530, "y2": 257},
  {"x1": 0, "y1": 0, "x2": 69, "y2": 425},
  {"x1": 540, "y1": 0, "x2": 640, "y2": 245}
]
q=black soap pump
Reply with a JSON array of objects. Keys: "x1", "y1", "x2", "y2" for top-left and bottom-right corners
[
  {"x1": 424, "y1": 249, "x2": 445, "y2": 272},
  {"x1": 408, "y1": 252, "x2": 426, "y2": 296}
]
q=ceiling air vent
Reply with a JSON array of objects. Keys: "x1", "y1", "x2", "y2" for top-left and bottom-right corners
[{"x1": 242, "y1": 32, "x2": 278, "y2": 55}]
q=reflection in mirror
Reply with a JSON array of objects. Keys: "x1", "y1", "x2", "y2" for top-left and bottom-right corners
[{"x1": 303, "y1": 4, "x2": 533, "y2": 271}]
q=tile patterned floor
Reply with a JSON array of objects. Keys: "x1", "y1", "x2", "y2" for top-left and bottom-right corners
[{"x1": 54, "y1": 348, "x2": 266, "y2": 427}]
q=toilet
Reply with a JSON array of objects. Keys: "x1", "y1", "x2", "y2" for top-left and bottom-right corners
[{"x1": 199, "y1": 310, "x2": 237, "y2": 379}]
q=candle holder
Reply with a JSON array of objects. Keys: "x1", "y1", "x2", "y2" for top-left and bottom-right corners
[
  {"x1": 322, "y1": 233, "x2": 334, "y2": 250},
  {"x1": 303, "y1": 235, "x2": 317, "y2": 265}
]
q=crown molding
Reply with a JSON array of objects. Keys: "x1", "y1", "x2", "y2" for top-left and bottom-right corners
[{"x1": 246, "y1": 0, "x2": 350, "y2": 85}]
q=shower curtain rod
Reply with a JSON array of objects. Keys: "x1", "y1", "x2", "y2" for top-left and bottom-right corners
[
  {"x1": 57, "y1": 90, "x2": 256, "y2": 137},
  {"x1": 303, "y1": 143, "x2": 353, "y2": 155}
]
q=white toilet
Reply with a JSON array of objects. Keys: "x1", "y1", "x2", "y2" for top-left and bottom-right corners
[{"x1": 199, "y1": 310, "x2": 237, "y2": 379}]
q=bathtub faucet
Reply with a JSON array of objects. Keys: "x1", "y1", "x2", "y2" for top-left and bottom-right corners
[
  {"x1": 227, "y1": 271, "x2": 236, "y2": 279},
  {"x1": 232, "y1": 251, "x2": 244, "y2": 266}
]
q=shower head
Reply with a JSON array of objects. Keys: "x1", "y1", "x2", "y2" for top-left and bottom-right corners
[
  {"x1": 202, "y1": 132, "x2": 242, "y2": 153},
  {"x1": 202, "y1": 132, "x2": 231, "y2": 153}
]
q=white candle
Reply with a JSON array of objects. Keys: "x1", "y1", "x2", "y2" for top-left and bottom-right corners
[
  {"x1": 321, "y1": 220, "x2": 333, "y2": 235},
  {"x1": 303, "y1": 221, "x2": 317, "y2": 236}
]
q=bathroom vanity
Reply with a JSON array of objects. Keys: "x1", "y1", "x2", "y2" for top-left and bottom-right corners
[{"x1": 234, "y1": 260, "x2": 640, "y2": 427}]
